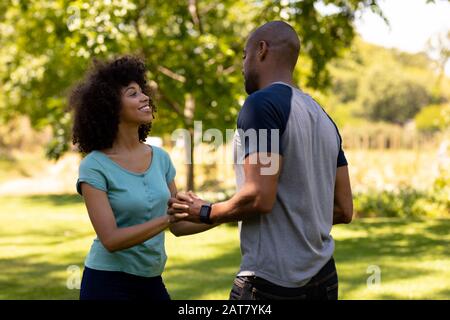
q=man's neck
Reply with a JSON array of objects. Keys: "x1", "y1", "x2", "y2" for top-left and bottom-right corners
[{"x1": 258, "y1": 72, "x2": 296, "y2": 91}]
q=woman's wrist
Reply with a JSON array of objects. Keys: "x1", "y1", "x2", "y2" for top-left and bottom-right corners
[{"x1": 166, "y1": 214, "x2": 177, "y2": 225}]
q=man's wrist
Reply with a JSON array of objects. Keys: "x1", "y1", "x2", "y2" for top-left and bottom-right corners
[
  {"x1": 209, "y1": 202, "x2": 221, "y2": 224},
  {"x1": 199, "y1": 203, "x2": 213, "y2": 224}
]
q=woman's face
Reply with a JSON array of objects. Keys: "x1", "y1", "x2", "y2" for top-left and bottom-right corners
[{"x1": 120, "y1": 81, "x2": 153, "y2": 125}]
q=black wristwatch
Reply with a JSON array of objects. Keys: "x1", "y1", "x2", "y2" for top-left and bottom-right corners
[{"x1": 199, "y1": 203, "x2": 213, "y2": 224}]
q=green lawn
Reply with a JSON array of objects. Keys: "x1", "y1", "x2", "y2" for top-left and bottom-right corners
[{"x1": 0, "y1": 194, "x2": 448, "y2": 300}]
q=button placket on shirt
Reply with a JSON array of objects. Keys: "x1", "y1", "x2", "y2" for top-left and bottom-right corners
[{"x1": 142, "y1": 174, "x2": 152, "y2": 202}]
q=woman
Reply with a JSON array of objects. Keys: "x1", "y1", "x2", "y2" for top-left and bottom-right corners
[{"x1": 71, "y1": 56, "x2": 214, "y2": 300}]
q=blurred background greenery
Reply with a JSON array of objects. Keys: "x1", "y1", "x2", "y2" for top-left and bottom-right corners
[{"x1": 0, "y1": 0, "x2": 449, "y2": 299}]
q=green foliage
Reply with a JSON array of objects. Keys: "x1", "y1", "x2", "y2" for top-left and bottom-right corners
[
  {"x1": 354, "y1": 170, "x2": 450, "y2": 219},
  {"x1": 0, "y1": 0, "x2": 390, "y2": 159},
  {"x1": 415, "y1": 104, "x2": 450, "y2": 133},
  {"x1": 431, "y1": 168, "x2": 450, "y2": 212},
  {"x1": 256, "y1": 0, "x2": 388, "y2": 89},
  {"x1": 328, "y1": 39, "x2": 448, "y2": 127},
  {"x1": 354, "y1": 188, "x2": 425, "y2": 218},
  {"x1": 358, "y1": 68, "x2": 431, "y2": 124},
  {"x1": 354, "y1": 188, "x2": 450, "y2": 218}
]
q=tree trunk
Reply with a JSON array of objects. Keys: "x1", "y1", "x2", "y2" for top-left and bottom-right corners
[
  {"x1": 186, "y1": 127, "x2": 195, "y2": 191},
  {"x1": 184, "y1": 93, "x2": 195, "y2": 191}
]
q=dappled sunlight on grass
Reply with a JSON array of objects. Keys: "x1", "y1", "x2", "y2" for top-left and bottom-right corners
[
  {"x1": 0, "y1": 194, "x2": 448, "y2": 299},
  {"x1": 332, "y1": 218, "x2": 450, "y2": 299},
  {"x1": 164, "y1": 225, "x2": 241, "y2": 299},
  {"x1": 0, "y1": 194, "x2": 91, "y2": 299}
]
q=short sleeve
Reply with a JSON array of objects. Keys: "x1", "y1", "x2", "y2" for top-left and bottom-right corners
[
  {"x1": 337, "y1": 148, "x2": 348, "y2": 167},
  {"x1": 237, "y1": 91, "x2": 290, "y2": 158},
  {"x1": 163, "y1": 149, "x2": 176, "y2": 183},
  {"x1": 335, "y1": 124, "x2": 348, "y2": 167},
  {"x1": 319, "y1": 105, "x2": 348, "y2": 168},
  {"x1": 76, "y1": 157, "x2": 108, "y2": 195}
]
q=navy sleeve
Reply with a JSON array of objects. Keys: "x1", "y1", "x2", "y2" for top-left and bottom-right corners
[
  {"x1": 337, "y1": 148, "x2": 348, "y2": 167},
  {"x1": 334, "y1": 124, "x2": 348, "y2": 167},
  {"x1": 334, "y1": 120, "x2": 348, "y2": 167},
  {"x1": 237, "y1": 86, "x2": 291, "y2": 158}
]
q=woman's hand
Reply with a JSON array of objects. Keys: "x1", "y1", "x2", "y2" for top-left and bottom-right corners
[
  {"x1": 167, "y1": 192, "x2": 193, "y2": 223},
  {"x1": 168, "y1": 191, "x2": 209, "y2": 223},
  {"x1": 167, "y1": 212, "x2": 189, "y2": 224}
]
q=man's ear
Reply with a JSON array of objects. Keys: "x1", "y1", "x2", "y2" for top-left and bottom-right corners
[{"x1": 258, "y1": 40, "x2": 269, "y2": 61}]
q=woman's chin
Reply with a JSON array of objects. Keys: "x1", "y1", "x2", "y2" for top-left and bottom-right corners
[{"x1": 139, "y1": 115, "x2": 153, "y2": 124}]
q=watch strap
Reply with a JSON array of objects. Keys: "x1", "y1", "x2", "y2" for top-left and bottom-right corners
[{"x1": 199, "y1": 203, "x2": 213, "y2": 224}]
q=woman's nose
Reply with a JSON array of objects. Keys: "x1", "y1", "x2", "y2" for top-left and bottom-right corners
[{"x1": 141, "y1": 93, "x2": 149, "y2": 102}]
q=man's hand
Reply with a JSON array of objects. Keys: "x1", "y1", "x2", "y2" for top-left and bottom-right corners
[{"x1": 168, "y1": 191, "x2": 209, "y2": 223}]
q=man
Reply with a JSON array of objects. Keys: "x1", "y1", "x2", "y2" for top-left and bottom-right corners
[{"x1": 169, "y1": 21, "x2": 353, "y2": 300}]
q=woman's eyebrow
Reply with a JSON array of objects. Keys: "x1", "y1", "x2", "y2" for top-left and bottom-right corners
[{"x1": 125, "y1": 86, "x2": 138, "y2": 93}]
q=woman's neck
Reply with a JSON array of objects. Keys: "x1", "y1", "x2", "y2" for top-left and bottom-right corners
[{"x1": 110, "y1": 123, "x2": 142, "y2": 154}]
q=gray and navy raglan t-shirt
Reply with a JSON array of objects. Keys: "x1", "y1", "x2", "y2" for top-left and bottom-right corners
[{"x1": 233, "y1": 82, "x2": 348, "y2": 288}]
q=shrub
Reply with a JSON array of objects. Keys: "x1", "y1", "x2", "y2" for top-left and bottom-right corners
[
  {"x1": 354, "y1": 180, "x2": 449, "y2": 219},
  {"x1": 414, "y1": 104, "x2": 450, "y2": 133}
]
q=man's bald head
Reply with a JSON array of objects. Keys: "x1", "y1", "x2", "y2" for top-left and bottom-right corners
[
  {"x1": 242, "y1": 21, "x2": 300, "y2": 94},
  {"x1": 246, "y1": 21, "x2": 300, "y2": 70}
]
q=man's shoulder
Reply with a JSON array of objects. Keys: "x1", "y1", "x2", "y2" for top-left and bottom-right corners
[{"x1": 246, "y1": 83, "x2": 292, "y2": 105}]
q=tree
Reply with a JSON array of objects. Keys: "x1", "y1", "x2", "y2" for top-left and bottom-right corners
[
  {"x1": 256, "y1": 0, "x2": 388, "y2": 89},
  {"x1": 0, "y1": 0, "x2": 399, "y2": 190},
  {"x1": 415, "y1": 104, "x2": 450, "y2": 133},
  {"x1": 1, "y1": 0, "x2": 248, "y2": 191},
  {"x1": 357, "y1": 65, "x2": 431, "y2": 125}
]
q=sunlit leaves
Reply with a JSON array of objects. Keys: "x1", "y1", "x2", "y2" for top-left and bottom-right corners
[{"x1": 0, "y1": 0, "x2": 391, "y2": 159}]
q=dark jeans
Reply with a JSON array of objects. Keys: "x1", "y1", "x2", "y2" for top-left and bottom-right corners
[
  {"x1": 80, "y1": 266, "x2": 171, "y2": 300},
  {"x1": 229, "y1": 258, "x2": 338, "y2": 300}
]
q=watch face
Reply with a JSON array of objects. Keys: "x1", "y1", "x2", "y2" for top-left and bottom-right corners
[{"x1": 200, "y1": 204, "x2": 212, "y2": 223}]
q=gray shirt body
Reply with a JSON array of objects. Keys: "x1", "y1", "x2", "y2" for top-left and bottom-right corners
[{"x1": 233, "y1": 82, "x2": 347, "y2": 287}]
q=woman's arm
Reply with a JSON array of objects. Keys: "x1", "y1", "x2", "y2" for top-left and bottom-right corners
[
  {"x1": 81, "y1": 183, "x2": 186, "y2": 252},
  {"x1": 167, "y1": 181, "x2": 219, "y2": 237}
]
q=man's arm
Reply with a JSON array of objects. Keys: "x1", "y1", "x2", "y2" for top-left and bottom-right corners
[
  {"x1": 169, "y1": 93, "x2": 285, "y2": 223},
  {"x1": 169, "y1": 153, "x2": 282, "y2": 224},
  {"x1": 333, "y1": 165, "x2": 353, "y2": 224},
  {"x1": 211, "y1": 153, "x2": 281, "y2": 223},
  {"x1": 167, "y1": 181, "x2": 219, "y2": 236}
]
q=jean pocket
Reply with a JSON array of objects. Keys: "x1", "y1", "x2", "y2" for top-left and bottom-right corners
[{"x1": 326, "y1": 282, "x2": 338, "y2": 300}]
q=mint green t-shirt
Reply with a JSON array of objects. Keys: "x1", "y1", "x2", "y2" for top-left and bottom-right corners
[{"x1": 76, "y1": 145, "x2": 176, "y2": 278}]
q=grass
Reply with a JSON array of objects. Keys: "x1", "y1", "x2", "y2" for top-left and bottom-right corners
[{"x1": 0, "y1": 194, "x2": 448, "y2": 300}]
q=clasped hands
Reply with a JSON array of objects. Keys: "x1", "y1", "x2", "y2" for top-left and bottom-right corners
[{"x1": 167, "y1": 191, "x2": 209, "y2": 223}]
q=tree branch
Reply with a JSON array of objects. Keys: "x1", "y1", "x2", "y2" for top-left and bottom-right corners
[
  {"x1": 157, "y1": 87, "x2": 184, "y2": 118},
  {"x1": 188, "y1": 0, "x2": 203, "y2": 34},
  {"x1": 157, "y1": 65, "x2": 186, "y2": 83}
]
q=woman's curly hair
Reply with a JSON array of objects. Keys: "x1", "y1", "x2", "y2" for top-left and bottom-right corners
[{"x1": 70, "y1": 56, "x2": 156, "y2": 154}]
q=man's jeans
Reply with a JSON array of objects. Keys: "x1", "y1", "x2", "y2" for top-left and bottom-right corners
[{"x1": 229, "y1": 258, "x2": 338, "y2": 300}]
